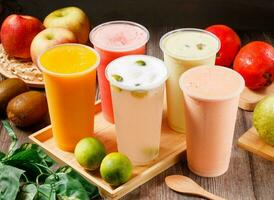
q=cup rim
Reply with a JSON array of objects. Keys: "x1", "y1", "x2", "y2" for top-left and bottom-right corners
[
  {"x1": 179, "y1": 65, "x2": 245, "y2": 102},
  {"x1": 105, "y1": 55, "x2": 169, "y2": 91},
  {"x1": 37, "y1": 43, "x2": 100, "y2": 78},
  {"x1": 159, "y1": 28, "x2": 221, "y2": 60},
  {"x1": 89, "y1": 20, "x2": 150, "y2": 52}
]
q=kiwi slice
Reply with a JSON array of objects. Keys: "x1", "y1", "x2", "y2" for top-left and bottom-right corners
[
  {"x1": 131, "y1": 91, "x2": 148, "y2": 98},
  {"x1": 111, "y1": 85, "x2": 122, "y2": 92},
  {"x1": 142, "y1": 147, "x2": 159, "y2": 158},
  {"x1": 112, "y1": 74, "x2": 123, "y2": 82},
  {"x1": 135, "y1": 60, "x2": 146, "y2": 66}
]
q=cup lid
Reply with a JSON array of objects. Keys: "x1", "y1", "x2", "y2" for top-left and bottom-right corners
[
  {"x1": 179, "y1": 65, "x2": 245, "y2": 102},
  {"x1": 106, "y1": 55, "x2": 169, "y2": 91}
]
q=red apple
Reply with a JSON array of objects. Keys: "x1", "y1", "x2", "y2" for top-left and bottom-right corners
[
  {"x1": 31, "y1": 27, "x2": 77, "y2": 64},
  {"x1": 233, "y1": 41, "x2": 274, "y2": 90},
  {"x1": 206, "y1": 25, "x2": 241, "y2": 67},
  {"x1": 1, "y1": 14, "x2": 44, "y2": 59}
]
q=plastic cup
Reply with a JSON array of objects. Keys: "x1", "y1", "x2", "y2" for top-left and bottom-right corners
[
  {"x1": 106, "y1": 55, "x2": 168, "y2": 165},
  {"x1": 160, "y1": 28, "x2": 220, "y2": 133},
  {"x1": 38, "y1": 44, "x2": 100, "y2": 152},
  {"x1": 179, "y1": 65, "x2": 245, "y2": 177},
  {"x1": 90, "y1": 21, "x2": 149, "y2": 123}
]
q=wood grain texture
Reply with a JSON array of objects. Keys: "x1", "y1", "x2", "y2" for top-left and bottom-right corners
[
  {"x1": 239, "y1": 84, "x2": 274, "y2": 111},
  {"x1": 238, "y1": 127, "x2": 274, "y2": 162},
  {"x1": 29, "y1": 102, "x2": 187, "y2": 199},
  {"x1": 165, "y1": 175, "x2": 226, "y2": 200},
  {"x1": 0, "y1": 28, "x2": 274, "y2": 200}
]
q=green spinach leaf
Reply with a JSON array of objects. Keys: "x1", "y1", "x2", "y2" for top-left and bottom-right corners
[
  {"x1": 57, "y1": 166, "x2": 99, "y2": 199},
  {"x1": 45, "y1": 173, "x2": 89, "y2": 200},
  {"x1": 16, "y1": 183, "x2": 37, "y2": 200},
  {"x1": 37, "y1": 184, "x2": 56, "y2": 200},
  {"x1": 0, "y1": 163, "x2": 24, "y2": 200},
  {"x1": 3, "y1": 143, "x2": 55, "y2": 180},
  {"x1": 0, "y1": 151, "x2": 5, "y2": 160},
  {"x1": 1, "y1": 119, "x2": 18, "y2": 155},
  {"x1": 4, "y1": 143, "x2": 54, "y2": 166}
]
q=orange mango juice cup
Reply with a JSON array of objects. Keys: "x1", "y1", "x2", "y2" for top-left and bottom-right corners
[
  {"x1": 179, "y1": 65, "x2": 245, "y2": 177},
  {"x1": 38, "y1": 44, "x2": 100, "y2": 152},
  {"x1": 90, "y1": 21, "x2": 149, "y2": 123}
]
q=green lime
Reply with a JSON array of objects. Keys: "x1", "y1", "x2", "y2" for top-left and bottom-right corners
[
  {"x1": 100, "y1": 152, "x2": 133, "y2": 186},
  {"x1": 74, "y1": 137, "x2": 106, "y2": 170},
  {"x1": 253, "y1": 94, "x2": 274, "y2": 146}
]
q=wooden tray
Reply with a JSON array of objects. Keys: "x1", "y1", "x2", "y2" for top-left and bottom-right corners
[
  {"x1": 29, "y1": 101, "x2": 186, "y2": 199},
  {"x1": 239, "y1": 84, "x2": 274, "y2": 111},
  {"x1": 238, "y1": 127, "x2": 274, "y2": 162}
]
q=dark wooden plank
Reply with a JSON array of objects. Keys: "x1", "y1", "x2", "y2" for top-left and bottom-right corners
[{"x1": 1, "y1": 0, "x2": 273, "y2": 30}]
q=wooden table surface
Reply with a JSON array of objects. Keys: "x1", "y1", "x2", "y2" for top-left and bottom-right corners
[{"x1": 0, "y1": 27, "x2": 273, "y2": 200}]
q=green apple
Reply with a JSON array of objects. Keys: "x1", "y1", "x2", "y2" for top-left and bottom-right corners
[
  {"x1": 30, "y1": 27, "x2": 77, "y2": 64},
  {"x1": 44, "y1": 7, "x2": 90, "y2": 44}
]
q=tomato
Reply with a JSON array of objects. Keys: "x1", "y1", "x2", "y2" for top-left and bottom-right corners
[
  {"x1": 206, "y1": 25, "x2": 241, "y2": 67},
  {"x1": 233, "y1": 41, "x2": 274, "y2": 90}
]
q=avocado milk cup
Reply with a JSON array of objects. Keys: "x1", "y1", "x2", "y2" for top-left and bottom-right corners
[
  {"x1": 106, "y1": 55, "x2": 169, "y2": 165},
  {"x1": 160, "y1": 28, "x2": 220, "y2": 133}
]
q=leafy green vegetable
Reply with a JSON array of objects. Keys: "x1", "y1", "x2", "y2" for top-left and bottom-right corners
[
  {"x1": 37, "y1": 184, "x2": 56, "y2": 200},
  {"x1": 57, "y1": 166, "x2": 99, "y2": 199},
  {"x1": 2, "y1": 143, "x2": 55, "y2": 181},
  {"x1": 45, "y1": 173, "x2": 89, "y2": 200},
  {"x1": 4, "y1": 143, "x2": 54, "y2": 166},
  {"x1": 1, "y1": 119, "x2": 18, "y2": 155},
  {"x1": 0, "y1": 120, "x2": 100, "y2": 200},
  {"x1": 0, "y1": 163, "x2": 25, "y2": 200},
  {"x1": 16, "y1": 184, "x2": 37, "y2": 200},
  {"x1": 0, "y1": 151, "x2": 5, "y2": 160}
]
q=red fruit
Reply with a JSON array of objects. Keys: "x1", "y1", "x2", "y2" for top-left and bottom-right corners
[
  {"x1": 206, "y1": 24, "x2": 241, "y2": 67},
  {"x1": 1, "y1": 15, "x2": 44, "y2": 59},
  {"x1": 233, "y1": 41, "x2": 274, "y2": 90}
]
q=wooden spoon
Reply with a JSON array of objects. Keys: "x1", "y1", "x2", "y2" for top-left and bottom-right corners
[{"x1": 165, "y1": 175, "x2": 226, "y2": 200}]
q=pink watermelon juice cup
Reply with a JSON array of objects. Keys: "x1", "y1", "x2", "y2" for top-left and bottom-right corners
[{"x1": 90, "y1": 21, "x2": 149, "y2": 123}]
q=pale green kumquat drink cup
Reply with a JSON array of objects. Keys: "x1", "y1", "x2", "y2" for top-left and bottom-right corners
[
  {"x1": 106, "y1": 55, "x2": 169, "y2": 165},
  {"x1": 160, "y1": 28, "x2": 220, "y2": 133}
]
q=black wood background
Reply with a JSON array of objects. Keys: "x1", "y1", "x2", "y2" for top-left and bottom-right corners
[{"x1": 0, "y1": 0, "x2": 273, "y2": 31}]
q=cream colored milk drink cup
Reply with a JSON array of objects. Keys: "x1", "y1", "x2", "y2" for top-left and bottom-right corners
[
  {"x1": 160, "y1": 28, "x2": 220, "y2": 133},
  {"x1": 179, "y1": 65, "x2": 245, "y2": 177},
  {"x1": 106, "y1": 55, "x2": 168, "y2": 165}
]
